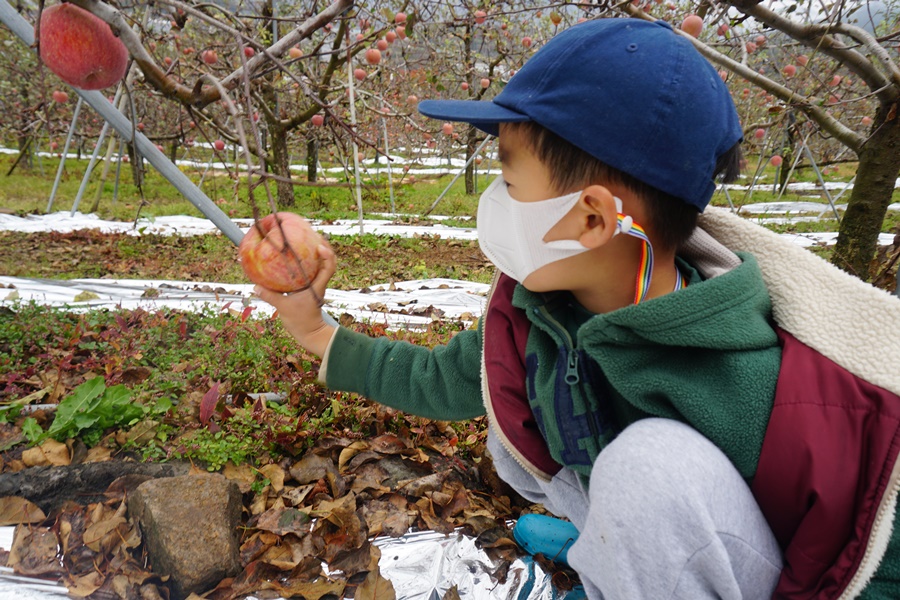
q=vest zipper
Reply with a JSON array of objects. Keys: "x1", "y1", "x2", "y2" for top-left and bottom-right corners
[{"x1": 533, "y1": 306, "x2": 580, "y2": 385}]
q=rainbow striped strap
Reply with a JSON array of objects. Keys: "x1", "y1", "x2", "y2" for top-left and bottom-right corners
[{"x1": 618, "y1": 214, "x2": 654, "y2": 304}]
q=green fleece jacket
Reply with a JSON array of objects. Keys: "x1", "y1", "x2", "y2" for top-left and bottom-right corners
[{"x1": 324, "y1": 252, "x2": 781, "y2": 483}]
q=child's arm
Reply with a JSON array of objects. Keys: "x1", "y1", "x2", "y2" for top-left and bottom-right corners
[
  {"x1": 253, "y1": 243, "x2": 337, "y2": 358},
  {"x1": 254, "y1": 242, "x2": 485, "y2": 421}
]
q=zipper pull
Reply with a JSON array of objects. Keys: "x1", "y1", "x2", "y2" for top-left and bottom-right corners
[{"x1": 565, "y1": 351, "x2": 580, "y2": 385}]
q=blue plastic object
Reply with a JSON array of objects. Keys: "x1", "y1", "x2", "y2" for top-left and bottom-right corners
[{"x1": 513, "y1": 514, "x2": 580, "y2": 568}]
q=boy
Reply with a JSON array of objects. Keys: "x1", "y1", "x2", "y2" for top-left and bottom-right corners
[{"x1": 256, "y1": 18, "x2": 900, "y2": 599}]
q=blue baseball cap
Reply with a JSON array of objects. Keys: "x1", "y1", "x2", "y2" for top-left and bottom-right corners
[{"x1": 418, "y1": 18, "x2": 742, "y2": 211}]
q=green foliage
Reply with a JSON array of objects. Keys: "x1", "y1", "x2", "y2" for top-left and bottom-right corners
[
  {"x1": 28, "y1": 377, "x2": 143, "y2": 447},
  {"x1": 0, "y1": 155, "x2": 482, "y2": 222},
  {"x1": 1, "y1": 301, "x2": 482, "y2": 462}
]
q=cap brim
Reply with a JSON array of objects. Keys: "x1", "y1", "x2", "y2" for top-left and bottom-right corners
[{"x1": 417, "y1": 99, "x2": 530, "y2": 137}]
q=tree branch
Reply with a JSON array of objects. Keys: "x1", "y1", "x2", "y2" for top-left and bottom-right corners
[
  {"x1": 724, "y1": 0, "x2": 899, "y2": 104},
  {"x1": 621, "y1": 4, "x2": 865, "y2": 154},
  {"x1": 67, "y1": 0, "x2": 354, "y2": 109}
]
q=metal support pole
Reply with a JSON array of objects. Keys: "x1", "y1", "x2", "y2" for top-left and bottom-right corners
[
  {"x1": 46, "y1": 96, "x2": 83, "y2": 213},
  {"x1": 347, "y1": 40, "x2": 364, "y2": 235},
  {"x1": 720, "y1": 183, "x2": 736, "y2": 213},
  {"x1": 381, "y1": 116, "x2": 395, "y2": 214},
  {"x1": 71, "y1": 87, "x2": 122, "y2": 215},
  {"x1": 424, "y1": 136, "x2": 493, "y2": 216},
  {"x1": 0, "y1": 0, "x2": 243, "y2": 244},
  {"x1": 801, "y1": 143, "x2": 841, "y2": 222},
  {"x1": 112, "y1": 138, "x2": 125, "y2": 204},
  {"x1": 70, "y1": 119, "x2": 111, "y2": 215}
]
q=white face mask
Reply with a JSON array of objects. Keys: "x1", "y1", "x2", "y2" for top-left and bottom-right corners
[{"x1": 477, "y1": 175, "x2": 631, "y2": 284}]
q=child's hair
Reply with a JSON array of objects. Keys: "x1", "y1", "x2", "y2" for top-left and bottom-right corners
[{"x1": 506, "y1": 121, "x2": 744, "y2": 251}]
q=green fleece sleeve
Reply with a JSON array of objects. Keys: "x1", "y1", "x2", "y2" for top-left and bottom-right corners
[{"x1": 324, "y1": 326, "x2": 486, "y2": 421}]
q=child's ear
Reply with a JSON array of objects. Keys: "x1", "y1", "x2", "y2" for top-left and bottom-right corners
[{"x1": 577, "y1": 185, "x2": 621, "y2": 249}]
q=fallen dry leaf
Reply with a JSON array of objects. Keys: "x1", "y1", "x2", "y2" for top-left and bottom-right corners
[
  {"x1": 0, "y1": 496, "x2": 46, "y2": 525},
  {"x1": 8, "y1": 526, "x2": 63, "y2": 577},
  {"x1": 274, "y1": 576, "x2": 345, "y2": 600},
  {"x1": 354, "y1": 551, "x2": 395, "y2": 600},
  {"x1": 67, "y1": 571, "x2": 105, "y2": 597},
  {"x1": 41, "y1": 438, "x2": 71, "y2": 466},
  {"x1": 255, "y1": 506, "x2": 312, "y2": 537},
  {"x1": 369, "y1": 433, "x2": 410, "y2": 455},
  {"x1": 222, "y1": 462, "x2": 256, "y2": 492},
  {"x1": 338, "y1": 440, "x2": 370, "y2": 473},
  {"x1": 443, "y1": 585, "x2": 462, "y2": 600},
  {"x1": 83, "y1": 515, "x2": 128, "y2": 554},
  {"x1": 21, "y1": 446, "x2": 50, "y2": 467},
  {"x1": 290, "y1": 453, "x2": 338, "y2": 485},
  {"x1": 258, "y1": 463, "x2": 286, "y2": 493},
  {"x1": 84, "y1": 444, "x2": 113, "y2": 463}
]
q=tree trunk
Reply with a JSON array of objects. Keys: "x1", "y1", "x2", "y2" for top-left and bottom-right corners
[
  {"x1": 778, "y1": 119, "x2": 797, "y2": 192},
  {"x1": 464, "y1": 127, "x2": 477, "y2": 195},
  {"x1": 270, "y1": 124, "x2": 295, "y2": 208},
  {"x1": 832, "y1": 103, "x2": 900, "y2": 280},
  {"x1": 307, "y1": 138, "x2": 318, "y2": 183}
]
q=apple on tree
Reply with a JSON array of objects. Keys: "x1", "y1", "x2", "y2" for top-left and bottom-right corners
[
  {"x1": 680, "y1": 15, "x2": 703, "y2": 37},
  {"x1": 39, "y1": 3, "x2": 129, "y2": 90},
  {"x1": 239, "y1": 213, "x2": 326, "y2": 293},
  {"x1": 365, "y1": 48, "x2": 382, "y2": 65}
]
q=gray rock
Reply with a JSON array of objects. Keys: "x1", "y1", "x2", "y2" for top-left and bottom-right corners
[{"x1": 127, "y1": 473, "x2": 242, "y2": 599}]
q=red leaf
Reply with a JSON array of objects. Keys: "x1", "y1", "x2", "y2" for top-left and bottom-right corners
[
  {"x1": 200, "y1": 381, "x2": 222, "y2": 425},
  {"x1": 241, "y1": 306, "x2": 255, "y2": 322}
]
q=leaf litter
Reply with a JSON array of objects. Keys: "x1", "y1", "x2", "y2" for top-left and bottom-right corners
[
  {"x1": 0, "y1": 303, "x2": 580, "y2": 598},
  {"x1": 0, "y1": 233, "x2": 582, "y2": 597}
]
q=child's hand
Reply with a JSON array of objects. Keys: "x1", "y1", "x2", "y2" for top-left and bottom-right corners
[{"x1": 253, "y1": 243, "x2": 337, "y2": 357}]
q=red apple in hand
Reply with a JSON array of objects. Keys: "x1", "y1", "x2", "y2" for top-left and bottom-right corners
[
  {"x1": 39, "y1": 3, "x2": 129, "y2": 90},
  {"x1": 239, "y1": 212, "x2": 325, "y2": 293}
]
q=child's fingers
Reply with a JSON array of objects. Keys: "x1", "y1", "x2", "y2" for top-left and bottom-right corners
[
  {"x1": 312, "y1": 244, "x2": 337, "y2": 294},
  {"x1": 253, "y1": 285, "x2": 283, "y2": 309}
]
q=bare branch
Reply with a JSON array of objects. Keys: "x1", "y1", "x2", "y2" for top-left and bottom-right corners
[
  {"x1": 827, "y1": 22, "x2": 900, "y2": 89},
  {"x1": 221, "y1": 0, "x2": 354, "y2": 90},
  {"x1": 68, "y1": 0, "x2": 354, "y2": 109},
  {"x1": 723, "y1": 0, "x2": 899, "y2": 104},
  {"x1": 621, "y1": 4, "x2": 865, "y2": 154}
]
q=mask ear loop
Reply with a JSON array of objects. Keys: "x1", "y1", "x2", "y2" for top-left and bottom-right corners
[{"x1": 617, "y1": 214, "x2": 654, "y2": 305}]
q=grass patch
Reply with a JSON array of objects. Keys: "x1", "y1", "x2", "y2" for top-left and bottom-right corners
[{"x1": 0, "y1": 154, "x2": 484, "y2": 222}]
